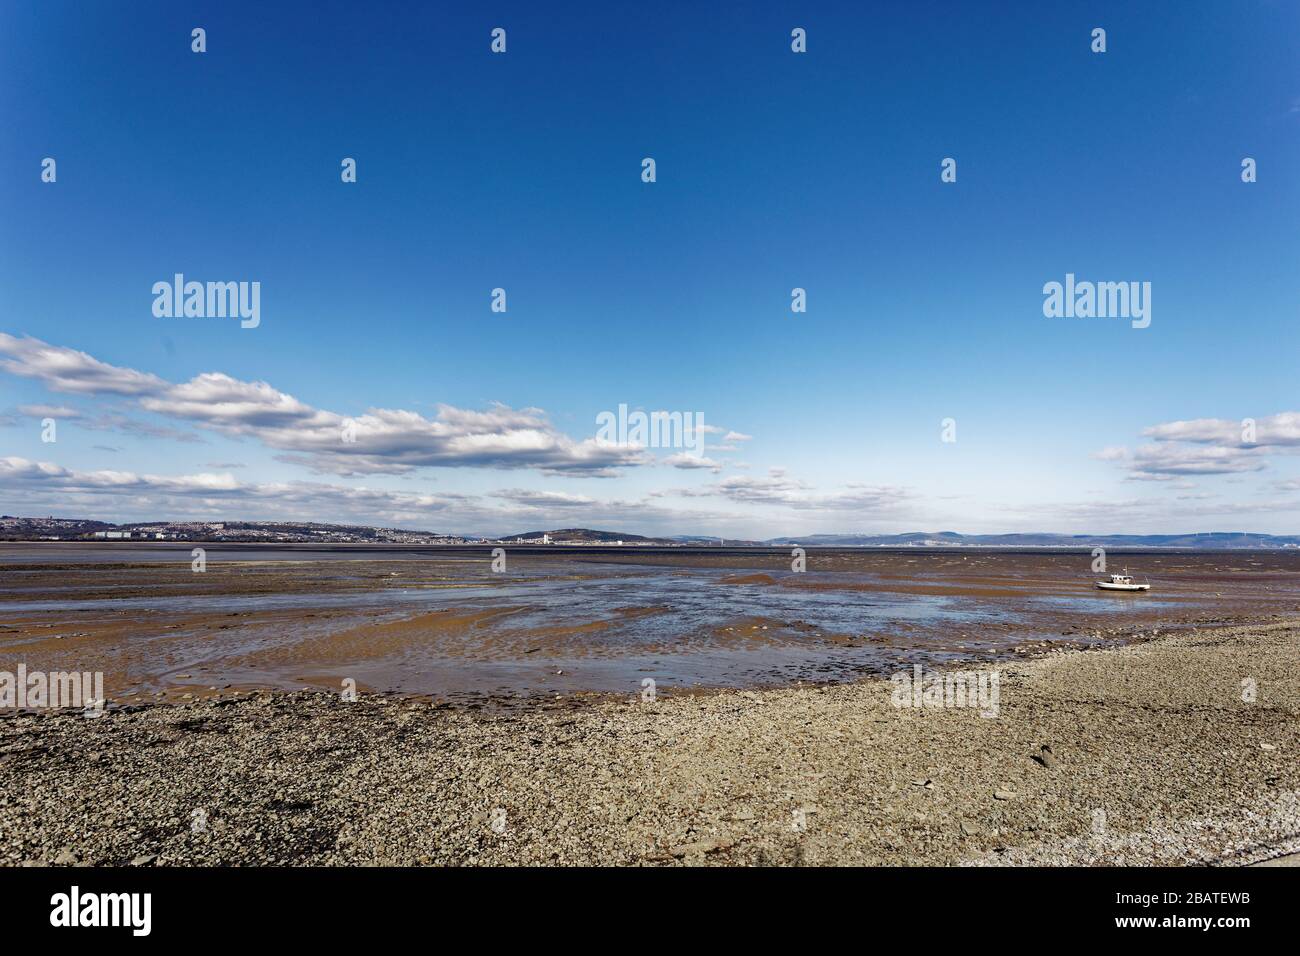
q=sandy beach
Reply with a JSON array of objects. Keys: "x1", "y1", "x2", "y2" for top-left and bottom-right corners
[{"x1": 3, "y1": 616, "x2": 1297, "y2": 866}]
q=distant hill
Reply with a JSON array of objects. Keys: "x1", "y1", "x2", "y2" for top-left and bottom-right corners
[
  {"x1": 0, "y1": 516, "x2": 459, "y2": 544},
  {"x1": 4, "y1": 516, "x2": 1299, "y2": 549},
  {"x1": 494, "y1": 529, "x2": 1300, "y2": 549},
  {"x1": 501, "y1": 528, "x2": 655, "y2": 543},
  {"x1": 668, "y1": 534, "x2": 765, "y2": 546},
  {"x1": 765, "y1": 531, "x2": 1300, "y2": 549}
]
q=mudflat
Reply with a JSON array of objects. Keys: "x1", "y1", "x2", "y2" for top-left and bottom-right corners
[
  {"x1": 2, "y1": 619, "x2": 1296, "y2": 866},
  {"x1": 4, "y1": 544, "x2": 1300, "y2": 701}
]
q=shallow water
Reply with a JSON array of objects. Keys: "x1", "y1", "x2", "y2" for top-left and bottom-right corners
[{"x1": 2, "y1": 544, "x2": 1298, "y2": 700}]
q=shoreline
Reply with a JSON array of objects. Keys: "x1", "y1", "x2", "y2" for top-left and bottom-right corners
[{"x1": 2, "y1": 617, "x2": 1298, "y2": 866}]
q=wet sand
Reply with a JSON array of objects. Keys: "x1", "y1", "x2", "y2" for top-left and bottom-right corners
[
  {"x1": 2, "y1": 618, "x2": 1296, "y2": 866},
  {"x1": 3, "y1": 544, "x2": 1300, "y2": 702}
]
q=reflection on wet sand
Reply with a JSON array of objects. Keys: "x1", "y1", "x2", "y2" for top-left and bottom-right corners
[{"x1": 2, "y1": 544, "x2": 1299, "y2": 705}]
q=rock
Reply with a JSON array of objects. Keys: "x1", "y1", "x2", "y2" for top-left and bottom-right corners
[
  {"x1": 669, "y1": 836, "x2": 735, "y2": 857},
  {"x1": 1031, "y1": 745, "x2": 1059, "y2": 769},
  {"x1": 130, "y1": 853, "x2": 157, "y2": 866},
  {"x1": 53, "y1": 848, "x2": 79, "y2": 865},
  {"x1": 994, "y1": 789, "x2": 1016, "y2": 801},
  {"x1": 960, "y1": 821, "x2": 981, "y2": 836}
]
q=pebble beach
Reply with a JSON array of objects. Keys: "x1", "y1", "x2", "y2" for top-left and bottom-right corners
[{"x1": 3, "y1": 617, "x2": 1297, "y2": 866}]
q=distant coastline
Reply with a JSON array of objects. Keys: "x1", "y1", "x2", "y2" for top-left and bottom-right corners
[{"x1": 2, "y1": 516, "x2": 1299, "y2": 550}]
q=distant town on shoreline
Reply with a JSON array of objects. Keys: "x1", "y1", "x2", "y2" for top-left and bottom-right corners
[{"x1": 3, "y1": 515, "x2": 1298, "y2": 550}]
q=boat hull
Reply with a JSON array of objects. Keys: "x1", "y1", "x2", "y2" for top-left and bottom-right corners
[{"x1": 1095, "y1": 582, "x2": 1150, "y2": 591}]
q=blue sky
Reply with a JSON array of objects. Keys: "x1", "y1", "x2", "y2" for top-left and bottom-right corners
[{"x1": 2, "y1": 1, "x2": 1299, "y2": 537}]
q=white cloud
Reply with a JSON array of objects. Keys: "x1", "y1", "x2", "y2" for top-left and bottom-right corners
[
  {"x1": 1128, "y1": 443, "x2": 1267, "y2": 479},
  {"x1": 0, "y1": 456, "x2": 751, "y2": 536},
  {"x1": 672, "y1": 471, "x2": 914, "y2": 515},
  {"x1": 490, "y1": 488, "x2": 595, "y2": 508},
  {"x1": 17, "y1": 404, "x2": 81, "y2": 418},
  {"x1": 1143, "y1": 413, "x2": 1300, "y2": 448},
  {"x1": 0, "y1": 334, "x2": 167, "y2": 396},
  {"x1": 0, "y1": 334, "x2": 650, "y2": 476},
  {"x1": 664, "y1": 452, "x2": 723, "y2": 472},
  {"x1": 1097, "y1": 413, "x2": 1300, "y2": 482}
]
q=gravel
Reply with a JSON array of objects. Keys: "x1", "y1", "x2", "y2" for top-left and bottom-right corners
[{"x1": 1, "y1": 618, "x2": 1297, "y2": 866}]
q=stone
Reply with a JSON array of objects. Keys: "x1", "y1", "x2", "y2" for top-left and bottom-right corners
[{"x1": 1032, "y1": 745, "x2": 1059, "y2": 769}]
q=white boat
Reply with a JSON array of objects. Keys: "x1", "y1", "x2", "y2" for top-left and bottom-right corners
[{"x1": 1095, "y1": 569, "x2": 1150, "y2": 592}]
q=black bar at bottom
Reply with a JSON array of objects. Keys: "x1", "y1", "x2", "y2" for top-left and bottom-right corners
[{"x1": 0, "y1": 865, "x2": 1283, "y2": 941}]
